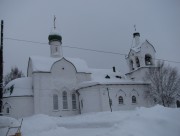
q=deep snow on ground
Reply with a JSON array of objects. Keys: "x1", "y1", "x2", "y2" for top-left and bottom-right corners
[{"x1": 1, "y1": 105, "x2": 180, "y2": 136}]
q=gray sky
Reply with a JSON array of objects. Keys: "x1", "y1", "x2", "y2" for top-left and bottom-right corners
[{"x1": 1, "y1": 0, "x2": 180, "y2": 75}]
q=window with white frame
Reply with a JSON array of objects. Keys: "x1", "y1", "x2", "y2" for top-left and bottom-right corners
[
  {"x1": 63, "y1": 91, "x2": 68, "y2": 109},
  {"x1": 53, "y1": 94, "x2": 58, "y2": 110},
  {"x1": 72, "y1": 94, "x2": 77, "y2": 110}
]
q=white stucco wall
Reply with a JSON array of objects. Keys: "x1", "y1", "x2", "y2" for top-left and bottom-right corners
[
  {"x1": 79, "y1": 84, "x2": 151, "y2": 114},
  {"x1": 32, "y1": 58, "x2": 81, "y2": 116},
  {"x1": 126, "y1": 67, "x2": 149, "y2": 81},
  {"x1": 76, "y1": 73, "x2": 91, "y2": 83},
  {"x1": 79, "y1": 86, "x2": 102, "y2": 113},
  {"x1": 2, "y1": 96, "x2": 34, "y2": 119},
  {"x1": 49, "y1": 40, "x2": 62, "y2": 58}
]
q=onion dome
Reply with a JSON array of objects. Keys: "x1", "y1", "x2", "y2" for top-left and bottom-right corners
[
  {"x1": 48, "y1": 29, "x2": 62, "y2": 43},
  {"x1": 133, "y1": 32, "x2": 140, "y2": 38}
]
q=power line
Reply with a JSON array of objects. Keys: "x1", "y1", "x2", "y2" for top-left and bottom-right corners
[
  {"x1": 4, "y1": 37, "x2": 47, "y2": 45},
  {"x1": 4, "y1": 37, "x2": 126, "y2": 56},
  {"x1": 4, "y1": 37, "x2": 180, "y2": 64},
  {"x1": 62, "y1": 45, "x2": 125, "y2": 56}
]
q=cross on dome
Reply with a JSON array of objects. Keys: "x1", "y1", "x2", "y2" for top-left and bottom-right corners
[
  {"x1": 134, "y1": 25, "x2": 136, "y2": 32},
  {"x1": 54, "y1": 15, "x2": 56, "y2": 29}
]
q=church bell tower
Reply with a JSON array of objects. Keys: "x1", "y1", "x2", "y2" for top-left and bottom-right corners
[{"x1": 48, "y1": 16, "x2": 62, "y2": 58}]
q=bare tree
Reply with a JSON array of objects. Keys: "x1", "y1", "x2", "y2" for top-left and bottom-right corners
[
  {"x1": 145, "y1": 61, "x2": 180, "y2": 107},
  {"x1": 4, "y1": 66, "x2": 25, "y2": 85}
]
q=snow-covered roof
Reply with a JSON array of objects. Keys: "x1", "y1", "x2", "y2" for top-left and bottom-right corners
[
  {"x1": 126, "y1": 40, "x2": 156, "y2": 59},
  {"x1": 77, "y1": 80, "x2": 149, "y2": 90},
  {"x1": 3, "y1": 77, "x2": 33, "y2": 97},
  {"x1": 49, "y1": 29, "x2": 61, "y2": 36},
  {"x1": 28, "y1": 56, "x2": 91, "y2": 73},
  {"x1": 90, "y1": 68, "x2": 125, "y2": 81},
  {"x1": 76, "y1": 68, "x2": 148, "y2": 90}
]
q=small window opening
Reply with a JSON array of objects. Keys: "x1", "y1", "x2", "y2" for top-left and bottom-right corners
[
  {"x1": 72, "y1": 94, "x2": 77, "y2": 110},
  {"x1": 136, "y1": 57, "x2": 140, "y2": 67},
  {"x1": 132, "y1": 96, "x2": 137, "y2": 103},
  {"x1": 118, "y1": 96, "x2": 123, "y2": 104},
  {"x1": 63, "y1": 91, "x2": 68, "y2": 109},
  {"x1": 55, "y1": 46, "x2": 58, "y2": 52},
  {"x1": 130, "y1": 60, "x2": 134, "y2": 70},
  {"x1": 145, "y1": 54, "x2": 152, "y2": 65}
]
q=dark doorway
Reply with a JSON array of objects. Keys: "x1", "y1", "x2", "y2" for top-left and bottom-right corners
[{"x1": 176, "y1": 100, "x2": 180, "y2": 108}]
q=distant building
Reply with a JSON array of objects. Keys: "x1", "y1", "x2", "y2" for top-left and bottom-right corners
[{"x1": 2, "y1": 26, "x2": 175, "y2": 118}]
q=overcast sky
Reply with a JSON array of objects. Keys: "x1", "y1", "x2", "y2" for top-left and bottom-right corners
[{"x1": 1, "y1": 0, "x2": 180, "y2": 75}]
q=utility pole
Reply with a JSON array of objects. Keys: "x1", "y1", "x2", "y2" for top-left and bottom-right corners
[
  {"x1": 107, "y1": 88, "x2": 112, "y2": 112},
  {"x1": 0, "y1": 20, "x2": 3, "y2": 112}
]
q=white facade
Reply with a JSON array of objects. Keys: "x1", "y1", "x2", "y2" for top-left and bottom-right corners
[
  {"x1": 3, "y1": 97, "x2": 34, "y2": 118},
  {"x1": 78, "y1": 84, "x2": 150, "y2": 114},
  {"x1": 2, "y1": 30, "x2": 162, "y2": 118},
  {"x1": 2, "y1": 78, "x2": 34, "y2": 118},
  {"x1": 125, "y1": 33, "x2": 156, "y2": 81}
]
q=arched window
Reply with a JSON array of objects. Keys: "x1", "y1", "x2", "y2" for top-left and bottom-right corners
[
  {"x1": 118, "y1": 96, "x2": 123, "y2": 104},
  {"x1": 136, "y1": 57, "x2": 140, "y2": 67},
  {"x1": 63, "y1": 91, "x2": 68, "y2": 109},
  {"x1": 132, "y1": 96, "x2": 136, "y2": 103},
  {"x1": 53, "y1": 94, "x2": 58, "y2": 110},
  {"x1": 72, "y1": 94, "x2": 77, "y2": 110},
  {"x1": 130, "y1": 60, "x2": 134, "y2": 70},
  {"x1": 145, "y1": 54, "x2": 152, "y2": 65},
  {"x1": 3, "y1": 102, "x2": 11, "y2": 114}
]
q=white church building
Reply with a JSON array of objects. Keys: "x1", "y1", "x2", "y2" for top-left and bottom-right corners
[{"x1": 2, "y1": 28, "x2": 158, "y2": 118}]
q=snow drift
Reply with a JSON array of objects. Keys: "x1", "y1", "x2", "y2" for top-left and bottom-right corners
[{"x1": 0, "y1": 105, "x2": 180, "y2": 136}]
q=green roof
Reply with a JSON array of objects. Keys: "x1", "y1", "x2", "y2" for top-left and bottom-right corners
[{"x1": 48, "y1": 34, "x2": 62, "y2": 42}]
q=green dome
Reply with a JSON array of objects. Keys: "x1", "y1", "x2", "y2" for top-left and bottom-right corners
[{"x1": 48, "y1": 34, "x2": 62, "y2": 42}]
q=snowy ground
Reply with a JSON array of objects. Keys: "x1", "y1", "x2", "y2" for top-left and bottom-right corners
[{"x1": 0, "y1": 105, "x2": 180, "y2": 136}]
